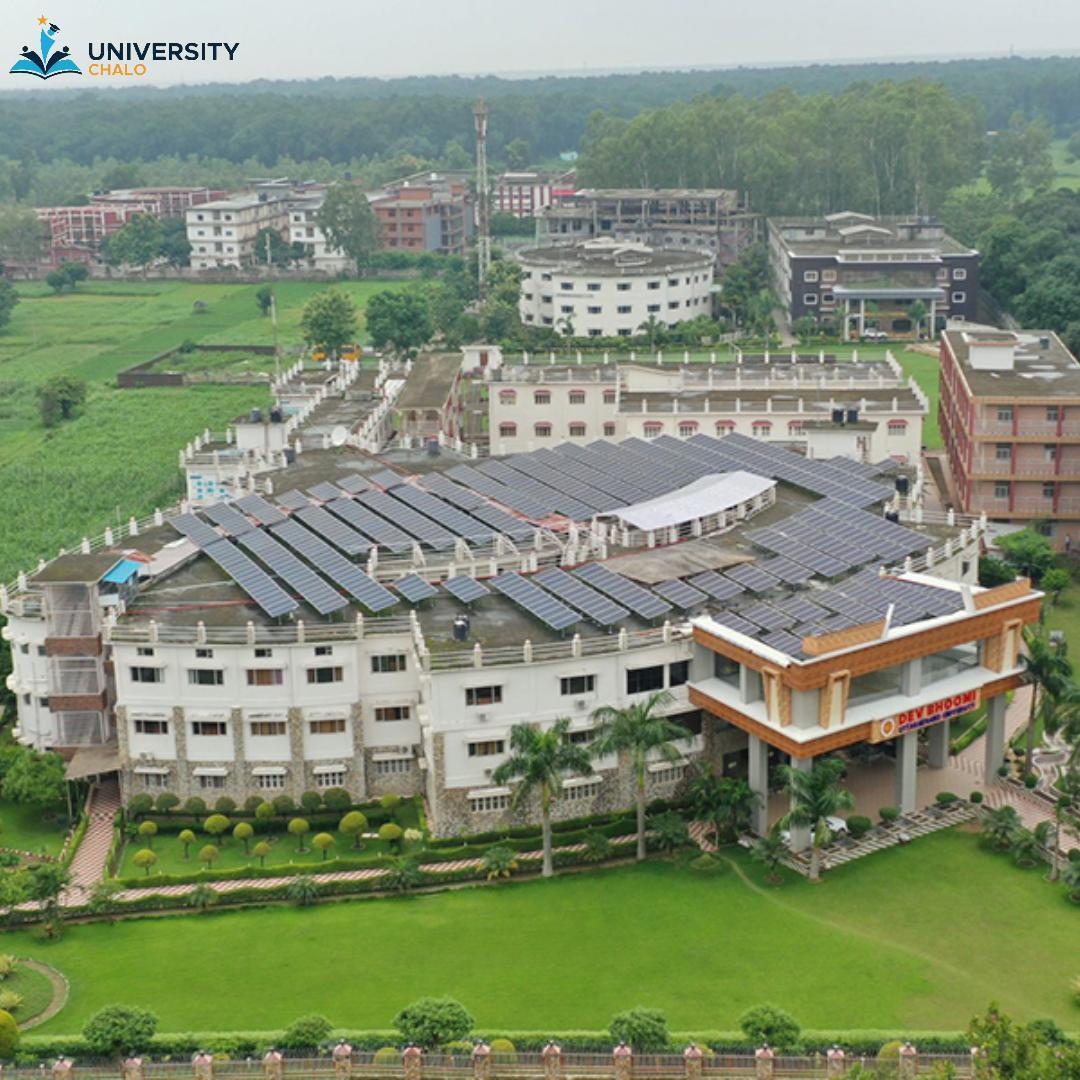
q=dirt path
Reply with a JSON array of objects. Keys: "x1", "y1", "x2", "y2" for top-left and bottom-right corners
[{"x1": 19, "y1": 959, "x2": 68, "y2": 1029}]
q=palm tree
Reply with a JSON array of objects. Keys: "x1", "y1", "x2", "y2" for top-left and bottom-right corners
[
  {"x1": 492, "y1": 718, "x2": 594, "y2": 877},
  {"x1": 1009, "y1": 826, "x2": 1042, "y2": 868},
  {"x1": 689, "y1": 769, "x2": 758, "y2": 845},
  {"x1": 383, "y1": 855, "x2": 423, "y2": 893},
  {"x1": 778, "y1": 758, "x2": 854, "y2": 883},
  {"x1": 1062, "y1": 858, "x2": 1080, "y2": 903},
  {"x1": 1021, "y1": 628, "x2": 1073, "y2": 777},
  {"x1": 592, "y1": 692, "x2": 691, "y2": 862},
  {"x1": 980, "y1": 804, "x2": 1022, "y2": 850},
  {"x1": 750, "y1": 827, "x2": 787, "y2": 885},
  {"x1": 638, "y1": 314, "x2": 663, "y2": 351},
  {"x1": 908, "y1": 299, "x2": 928, "y2": 341},
  {"x1": 285, "y1": 874, "x2": 320, "y2": 907}
]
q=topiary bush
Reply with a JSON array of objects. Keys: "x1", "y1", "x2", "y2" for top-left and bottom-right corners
[
  {"x1": 934, "y1": 792, "x2": 959, "y2": 806},
  {"x1": 394, "y1": 997, "x2": 474, "y2": 1048},
  {"x1": 846, "y1": 816, "x2": 872, "y2": 839},
  {"x1": 82, "y1": 1004, "x2": 158, "y2": 1056},
  {"x1": 609, "y1": 1007, "x2": 669, "y2": 1052},
  {"x1": 127, "y1": 794, "x2": 153, "y2": 818},
  {"x1": 489, "y1": 1038, "x2": 516, "y2": 1058},
  {"x1": 1024, "y1": 774, "x2": 1038, "y2": 789},
  {"x1": 281, "y1": 1014, "x2": 333, "y2": 1050},
  {"x1": 373, "y1": 1047, "x2": 400, "y2": 1064},
  {"x1": 739, "y1": 1004, "x2": 800, "y2": 1050},
  {"x1": 380, "y1": 793, "x2": 402, "y2": 812},
  {"x1": 969, "y1": 791, "x2": 984, "y2": 804},
  {"x1": 878, "y1": 806, "x2": 901, "y2": 825},
  {"x1": 0, "y1": 1009, "x2": 18, "y2": 1059}
]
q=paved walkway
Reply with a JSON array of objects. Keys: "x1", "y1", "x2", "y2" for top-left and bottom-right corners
[{"x1": 63, "y1": 779, "x2": 120, "y2": 902}]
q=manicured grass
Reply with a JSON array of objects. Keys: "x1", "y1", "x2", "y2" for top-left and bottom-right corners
[
  {"x1": 16, "y1": 829, "x2": 1080, "y2": 1035},
  {"x1": 0, "y1": 961, "x2": 57, "y2": 1024},
  {"x1": 895, "y1": 350, "x2": 942, "y2": 449},
  {"x1": 0, "y1": 800, "x2": 68, "y2": 857}
]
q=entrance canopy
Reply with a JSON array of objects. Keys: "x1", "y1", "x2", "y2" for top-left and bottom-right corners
[{"x1": 65, "y1": 745, "x2": 120, "y2": 781}]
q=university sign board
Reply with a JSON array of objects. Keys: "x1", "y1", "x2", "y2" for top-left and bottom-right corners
[{"x1": 870, "y1": 688, "x2": 980, "y2": 743}]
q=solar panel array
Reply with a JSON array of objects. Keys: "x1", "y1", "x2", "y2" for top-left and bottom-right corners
[
  {"x1": 394, "y1": 574, "x2": 438, "y2": 604},
  {"x1": 442, "y1": 575, "x2": 491, "y2": 604},
  {"x1": 202, "y1": 539, "x2": 298, "y2": 619},
  {"x1": 237, "y1": 529, "x2": 349, "y2": 616},
  {"x1": 652, "y1": 578, "x2": 708, "y2": 610},
  {"x1": 356, "y1": 490, "x2": 457, "y2": 550},
  {"x1": 275, "y1": 489, "x2": 313, "y2": 512},
  {"x1": 336, "y1": 474, "x2": 371, "y2": 494},
  {"x1": 391, "y1": 484, "x2": 494, "y2": 544},
  {"x1": 327, "y1": 497, "x2": 414, "y2": 554},
  {"x1": 202, "y1": 502, "x2": 255, "y2": 536},
  {"x1": 573, "y1": 563, "x2": 672, "y2": 620},
  {"x1": 308, "y1": 481, "x2": 345, "y2": 502},
  {"x1": 491, "y1": 572, "x2": 579, "y2": 632},
  {"x1": 294, "y1": 505, "x2": 371, "y2": 557},
  {"x1": 234, "y1": 494, "x2": 287, "y2": 526},
  {"x1": 535, "y1": 567, "x2": 629, "y2": 627},
  {"x1": 170, "y1": 513, "x2": 222, "y2": 549}
]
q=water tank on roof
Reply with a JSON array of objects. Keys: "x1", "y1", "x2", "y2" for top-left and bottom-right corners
[
  {"x1": 249, "y1": 408, "x2": 263, "y2": 423},
  {"x1": 270, "y1": 407, "x2": 283, "y2": 424},
  {"x1": 846, "y1": 408, "x2": 859, "y2": 424},
  {"x1": 1040, "y1": 336, "x2": 1051, "y2": 349},
  {"x1": 895, "y1": 475, "x2": 910, "y2": 496},
  {"x1": 885, "y1": 510, "x2": 900, "y2": 524},
  {"x1": 832, "y1": 408, "x2": 845, "y2": 425},
  {"x1": 452, "y1": 615, "x2": 470, "y2": 641}
]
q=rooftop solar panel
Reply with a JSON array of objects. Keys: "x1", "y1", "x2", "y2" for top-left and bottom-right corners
[
  {"x1": 356, "y1": 489, "x2": 457, "y2": 549},
  {"x1": 490, "y1": 573, "x2": 579, "y2": 632},
  {"x1": 724, "y1": 563, "x2": 780, "y2": 593},
  {"x1": 275, "y1": 490, "x2": 312, "y2": 512},
  {"x1": 369, "y1": 469, "x2": 406, "y2": 489},
  {"x1": 327, "y1": 498, "x2": 414, "y2": 554},
  {"x1": 234, "y1": 494, "x2": 287, "y2": 526},
  {"x1": 708, "y1": 610, "x2": 759, "y2": 637},
  {"x1": 236, "y1": 529, "x2": 349, "y2": 616},
  {"x1": 390, "y1": 485, "x2": 493, "y2": 544},
  {"x1": 394, "y1": 574, "x2": 438, "y2": 604},
  {"x1": 294, "y1": 505, "x2": 371, "y2": 557},
  {"x1": 442, "y1": 576, "x2": 491, "y2": 604},
  {"x1": 573, "y1": 563, "x2": 672, "y2": 620},
  {"x1": 170, "y1": 513, "x2": 221, "y2": 549},
  {"x1": 686, "y1": 570, "x2": 745, "y2": 601},
  {"x1": 202, "y1": 539, "x2": 298, "y2": 619},
  {"x1": 202, "y1": 502, "x2": 255, "y2": 537},
  {"x1": 535, "y1": 567, "x2": 629, "y2": 627},
  {"x1": 308, "y1": 482, "x2": 345, "y2": 502},
  {"x1": 336, "y1": 474, "x2": 371, "y2": 494},
  {"x1": 652, "y1": 579, "x2": 708, "y2": 610}
]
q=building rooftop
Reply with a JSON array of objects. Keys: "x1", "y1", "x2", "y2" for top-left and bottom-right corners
[
  {"x1": 395, "y1": 354, "x2": 462, "y2": 411},
  {"x1": 518, "y1": 240, "x2": 713, "y2": 275},
  {"x1": 769, "y1": 214, "x2": 975, "y2": 259},
  {"x1": 32, "y1": 552, "x2": 125, "y2": 585},
  {"x1": 943, "y1": 329, "x2": 1080, "y2": 399},
  {"x1": 187, "y1": 192, "x2": 286, "y2": 213}
]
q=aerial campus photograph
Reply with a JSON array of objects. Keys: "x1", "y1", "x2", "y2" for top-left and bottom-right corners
[{"x1": 0, "y1": 0, "x2": 1078, "y2": 1076}]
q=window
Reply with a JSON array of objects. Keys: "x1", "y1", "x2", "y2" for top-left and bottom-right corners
[
  {"x1": 715, "y1": 420, "x2": 735, "y2": 435},
  {"x1": 563, "y1": 780, "x2": 602, "y2": 801},
  {"x1": 373, "y1": 758, "x2": 410, "y2": 776},
  {"x1": 254, "y1": 648, "x2": 273, "y2": 658},
  {"x1": 499, "y1": 422, "x2": 517, "y2": 437},
  {"x1": 468, "y1": 740, "x2": 505, "y2": 757},
  {"x1": 668, "y1": 660, "x2": 690, "y2": 687},
  {"x1": 137, "y1": 647, "x2": 155, "y2": 657},
  {"x1": 314, "y1": 645, "x2": 333, "y2": 657},
  {"x1": 953, "y1": 268, "x2": 967, "y2": 281},
  {"x1": 256, "y1": 774, "x2": 286, "y2": 790},
  {"x1": 371, "y1": 655, "x2": 406, "y2": 674},
  {"x1": 247, "y1": 669, "x2": 284, "y2": 687},
  {"x1": 466, "y1": 685, "x2": 502, "y2": 706},
  {"x1": 249, "y1": 718, "x2": 287, "y2": 737},
  {"x1": 788, "y1": 420, "x2": 806, "y2": 435},
  {"x1": 997, "y1": 407, "x2": 1013, "y2": 423},
  {"x1": 627, "y1": 665, "x2": 664, "y2": 694},
  {"x1": 587, "y1": 305, "x2": 602, "y2": 315},
  {"x1": 923, "y1": 642, "x2": 980, "y2": 686},
  {"x1": 667, "y1": 301, "x2": 679, "y2": 310},
  {"x1": 133, "y1": 717, "x2": 169, "y2": 736},
  {"x1": 309, "y1": 717, "x2": 346, "y2": 734},
  {"x1": 534, "y1": 422, "x2": 552, "y2": 437},
  {"x1": 1045, "y1": 444, "x2": 1058, "y2": 464},
  {"x1": 643, "y1": 422, "x2": 663, "y2": 438},
  {"x1": 650, "y1": 763, "x2": 686, "y2": 785},
  {"x1": 647, "y1": 280, "x2": 660, "y2": 290},
  {"x1": 569, "y1": 422, "x2": 586, "y2": 437},
  {"x1": 307, "y1": 666, "x2": 344, "y2": 685},
  {"x1": 647, "y1": 304, "x2": 661, "y2": 313},
  {"x1": 560, "y1": 281, "x2": 573, "y2": 290},
  {"x1": 616, "y1": 282, "x2": 631, "y2": 291},
  {"x1": 668, "y1": 278, "x2": 678, "y2": 287},
  {"x1": 560, "y1": 305, "x2": 574, "y2": 314},
  {"x1": 678, "y1": 422, "x2": 698, "y2": 438},
  {"x1": 141, "y1": 773, "x2": 169, "y2": 790},
  {"x1": 187, "y1": 669, "x2": 224, "y2": 686},
  {"x1": 586, "y1": 282, "x2": 601, "y2": 292},
  {"x1": 603, "y1": 389, "x2": 616, "y2": 404},
  {"x1": 821, "y1": 269, "x2": 837, "y2": 282},
  {"x1": 803, "y1": 293, "x2": 818, "y2": 306},
  {"x1": 498, "y1": 389, "x2": 516, "y2": 404},
  {"x1": 315, "y1": 769, "x2": 347, "y2": 788},
  {"x1": 191, "y1": 720, "x2": 228, "y2": 737},
  {"x1": 198, "y1": 775, "x2": 226, "y2": 791},
  {"x1": 887, "y1": 419, "x2": 908, "y2": 435},
  {"x1": 603, "y1": 422, "x2": 616, "y2": 436},
  {"x1": 1043, "y1": 482, "x2": 1056, "y2": 500},
  {"x1": 470, "y1": 792, "x2": 510, "y2": 812},
  {"x1": 803, "y1": 270, "x2": 819, "y2": 282},
  {"x1": 569, "y1": 390, "x2": 586, "y2": 405},
  {"x1": 617, "y1": 305, "x2": 632, "y2": 315},
  {"x1": 1047, "y1": 406, "x2": 1060, "y2": 422},
  {"x1": 195, "y1": 648, "x2": 214, "y2": 659},
  {"x1": 995, "y1": 443, "x2": 1011, "y2": 461},
  {"x1": 130, "y1": 667, "x2": 163, "y2": 684},
  {"x1": 560, "y1": 674, "x2": 596, "y2": 696},
  {"x1": 994, "y1": 481, "x2": 1011, "y2": 500},
  {"x1": 713, "y1": 653, "x2": 740, "y2": 689},
  {"x1": 534, "y1": 390, "x2": 551, "y2": 405},
  {"x1": 374, "y1": 705, "x2": 411, "y2": 722},
  {"x1": 821, "y1": 293, "x2": 835, "y2": 305},
  {"x1": 752, "y1": 421, "x2": 772, "y2": 437},
  {"x1": 952, "y1": 291, "x2": 966, "y2": 304},
  {"x1": 669, "y1": 709, "x2": 703, "y2": 735}
]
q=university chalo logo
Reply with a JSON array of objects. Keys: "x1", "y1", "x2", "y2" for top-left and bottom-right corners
[{"x1": 10, "y1": 16, "x2": 81, "y2": 79}]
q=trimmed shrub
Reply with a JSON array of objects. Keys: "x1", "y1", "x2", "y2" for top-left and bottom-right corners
[
  {"x1": 380, "y1": 793, "x2": 402, "y2": 811},
  {"x1": 845, "y1": 816, "x2": 872, "y2": 839},
  {"x1": 394, "y1": 998, "x2": 474, "y2": 1048},
  {"x1": 154, "y1": 793, "x2": 180, "y2": 814},
  {"x1": 281, "y1": 1014, "x2": 333, "y2": 1051},
  {"x1": 243, "y1": 796, "x2": 264, "y2": 814},
  {"x1": 373, "y1": 1047, "x2": 399, "y2": 1064},
  {"x1": 934, "y1": 792, "x2": 959, "y2": 806},
  {"x1": 272, "y1": 795, "x2": 296, "y2": 815},
  {"x1": 183, "y1": 797, "x2": 207, "y2": 819},
  {"x1": 0, "y1": 1010, "x2": 18, "y2": 1059},
  {"x1": 322, "y1": 788, "x2": 352, "y2": 812},
  {"x1": 878, "y1": 806, "x2": 901, "y2": 825},
  {"x1": 379, "y1": 823, "x2": 404, "y2": 850},
  {"x1": 1023, "y1": 774, "x2": 1038, "y2": 789},
  {"x1": 0, "y1": 992, "x2": 21, "y2": 1014},
  {"x1": 127, "y1": 794, "x2": 153, "y2": 817},
  {"x1": 489, "y1": 1038, "x2": 516, "y2": 1058},
  {"x1": 739, "y1": 1005, "x2": 800, "y2": 1050},
  {"x1": 83, "y1": 1004, "x2": 158, "y2": 1056},
  {"x1": 997, "y1": 765, "x2": 1010, "y2": 778},
  {"x1": 444, "y1": 1041, "x2": 474, "y2": 1056},
  {"x1": 300, "y1": 791, "x2": 323, "y2": 813},
  {"x1": 969, "y1": 791, "x2": 984, "y2": 804},
  {"x1": 213, "y1": 797, "x2": 237, "y2": 815},
  {"x1": 609, "y1": 1007, "x2": 669, "y2": 1052}
]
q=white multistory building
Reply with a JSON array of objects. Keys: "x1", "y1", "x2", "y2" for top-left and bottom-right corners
[{"x1": 186, "y1": 191, "x2": 291, "y2": 271}]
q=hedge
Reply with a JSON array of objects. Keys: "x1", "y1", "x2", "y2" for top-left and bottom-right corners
[{"x1": 133, "y1": 808, "x2": 400, "y2": 836}]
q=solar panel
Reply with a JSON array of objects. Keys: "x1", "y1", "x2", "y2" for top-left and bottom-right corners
[
  {"x1": 234, "y1": 494, "x2": 287, "y2": 526},
  {"x1": 394, "y1": 574, "x2": 438, "y2": 604},
  {"x1": 202, "y1": 502, "x2": 255, "y2": 536},
  {"x1": 356, "y1": 490, "x2": 457, "y2": 550},
  {"x1": 327, "y1": 498, "x2": 414, "y2": 553},
  {"x1": 535, "y1": 567, "x2": 629, "y2": 627},
  {"x1": 369, "y1": 469, "x2": 405, "y2": 489},
  {"x1": 308, "y1": 482, "x2": 345, "y2": 502},
  {"x1": 170, "y1": 513, "x2": 221, "y2": 549},
  {"x1": 758, "y1": 556, "x2": 815, "y2": 585},
  {"x1": 390, "y1": 485, "x2": 493, "y2": 543},
  {"x1": 724, "y1": 563, "x2": 780, "y2": 593},
  {"x1": 419, "y1": 472, "x2": 486, "y2": 511},
  {"x1": 490, "y1": 573, "x2": 579, "y2": 632},
  {"x1": 738, "y1": 601, "x2": 797, "y2": 632},
  {"x1": 336, "y1": 474, "x2": 371, "y2": 494},
  {"x1": 573, "y1": 563, "x2": 672, "y2": 620},
  {"x1": 442, "y1": 576, "x2": 491, "y2": 604},
  {"x1": 652, "y1": 579, "x2": 708, "y2": 610},
  {"x1": 708, "y1": 610, "x2": 758, "y2": 637},
  {"x1": 275, "y1": 490, "x2": 312, "y2": 512},
  {"x1": 236, "y1": 529, "x2": 349, "y2": 616},
  {"x1": 687, "y1": 570, "x2": 744, "y2": 601},
  {"x1": 268, "y1": 520, "x2": 394, "y2": 612},
  {"x1": 202, "y1": 539, "x2": 298, "y2": 619},
  {"x1": 294, "y1": 505, "x2": 371, "y2": 557}
]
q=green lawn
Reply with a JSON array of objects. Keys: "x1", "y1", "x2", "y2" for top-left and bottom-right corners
[
  {"x1": 16, "y1": 829, "x2": 1080, "y2": 1035},
  {"x1": 895, "y1": 350, "x2": 941, "y2": 449},
  {"x1": 0, "y1": 800, "x2": 68, "y2": 857},
  {"x1": 2, "y1": 961, "x2": 57, "y2": 1025}
]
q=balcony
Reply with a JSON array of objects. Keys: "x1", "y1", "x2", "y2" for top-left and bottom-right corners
[
  {"x1": 973, "y1": 420, "x2": 1080, "y2": 439},
  {"x1": 971, "y1": 458, "x2": 1073, "y2": 478}
]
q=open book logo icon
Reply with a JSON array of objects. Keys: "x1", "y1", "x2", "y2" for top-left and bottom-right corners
[{"x1": 10, "y1": 18, "x2": 81, "y2": 79}]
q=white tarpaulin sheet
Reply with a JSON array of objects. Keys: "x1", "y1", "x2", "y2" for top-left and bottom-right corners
[{"x1": 602, "y1": 471, "x2": 775, "y2": 531}]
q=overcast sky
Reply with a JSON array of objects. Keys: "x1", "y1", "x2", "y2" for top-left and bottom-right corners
[{"x1": 1, "y1": 0, "x2": 1077, "y2": 88}]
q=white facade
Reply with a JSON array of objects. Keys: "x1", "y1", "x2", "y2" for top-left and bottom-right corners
[
  {"x1": 186, "y1": 193, "x2": 290, "y2": 270},
  {"x1": 517, "y1": 241, "x2": 715, "y2": 338},
  {"x1": 288, "y1": 196, "x2": 351, "y2": 274}
]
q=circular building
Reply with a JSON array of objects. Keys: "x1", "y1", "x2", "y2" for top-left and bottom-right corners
[{"x1": 517, "y1": 239, "x2": 715, "y2": 338}]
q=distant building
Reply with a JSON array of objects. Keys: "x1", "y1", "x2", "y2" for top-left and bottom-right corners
[
  {"x1": 89, "y1": 187, "x2": 225, "y2": 219},
  {"x1": 186, "y1": 191, "x2": 291, "y2": 270},
  {"x1": 370, "y1": 172, "x2": 474, "y2": 256},
  {"x1": 940, "y1": 327, "x2": 1080, "y2": 548},
  {"x1": 494, "y1": 170, "x2": 575, "y2": 219},
  {"x1": 768, "y1": 213, "x2": 979, "y2": 340},
  {"x1": 517, "y1": 240, "x2": 715, "y2": 338},
  {"x1": 287, "y1": 192, "x2": 351, "y2": 275},
  {"x1": 393, "y1": 353, "x2": 467, "y2": 448},
  {"x1": 536, "y1": 188, "x2": 755, "y2": 267}
]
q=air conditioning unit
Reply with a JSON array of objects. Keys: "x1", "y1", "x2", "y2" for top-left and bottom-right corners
[
  {"x1": 575, "y1": 699, "x2": 588, "y2": 711},
  {"x1": 483, "y1": 768, "x2": 493, "y2": 777},
  {"x1": 477, "y1": 712, "x2": 489, "y2": 722}
]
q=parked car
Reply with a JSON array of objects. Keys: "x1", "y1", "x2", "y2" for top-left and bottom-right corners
[
  {"x1": 780, "y1": 816, "x2": 849, "y2": 845},
  {"x1": 861, "y1": 328, "x2": 889, "y2": 341}
]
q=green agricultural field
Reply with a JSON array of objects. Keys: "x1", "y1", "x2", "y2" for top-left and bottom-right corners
[
  {"x1": 16, "y1": 830, "x2": 1080, "y2": 1035},
  {"x1": 0, "y1": 279, "x2": 407, "y2": 582}
]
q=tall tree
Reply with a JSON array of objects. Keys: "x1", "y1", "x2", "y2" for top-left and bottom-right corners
[
  {"x1": 778, "y1": 757, "x2": 854, "y2": 882},
  {"x1": 299, "y1": 288, "x2": 358, "y2": 358},
  {"x1": 365, "y1": 288, "x2": 433, "y2": 356},
  {"x1": 1020, "y1": 627, "x2": 1072, "y2": 777},
  {"x1": 0, "y1": 205, "x2": 47, "y2": 267},
  {"x1": 316, "y1": 184, "x2": 380, "y2": 272},
  {"x1": 103, "y1": 213, "x2": 163, "y2": 273},
  {"x1": 505, "y1": 138, "x2": 531, "y2": 170},
  {"x1": 492, "y1": 718, "x2": 594, "y2": 877},
  {"x1": 37, "y1": 374, "x2": 87, "y2": 428},
  {"x1": 592, "y1": 691, "x2": 691, "y2": 861}
]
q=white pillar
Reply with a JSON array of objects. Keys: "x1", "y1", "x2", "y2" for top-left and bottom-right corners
[
  {"x1": 984, "y1": 694, "x2": 1007, "y2": 785},
  {"x1": 748, "y1": 735, "x2": 769, "y2": 836},
  {"x1": 895, "y1": 731, "x2": 918, "y2": 813},
  {"x1": 927, "y1": 722, "x2": 949, "y2": 769},
  {"x1": 789, "y1": 754, "x2": 812, "y2": 851}
]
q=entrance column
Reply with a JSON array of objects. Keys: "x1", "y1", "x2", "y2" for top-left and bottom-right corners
[
  {"x1": 895, "y1": 731, "x2": 918, "y2": 813},
  {"x1": 747, "y1": 734, "x2": 769, "y2": 836},
  {"x1": 984, "y1": 694, "x2": 1007, "y2": 785},
  {"x1": 926, "y1": 722, "x2": 949, "y2": 768},
  {"x1": 788, "y1": 754, "x2": 813, "y2": 851}
]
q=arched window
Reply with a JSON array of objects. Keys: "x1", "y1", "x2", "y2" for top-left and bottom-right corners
[
  {"x1": 498, "y1": 389, "x2": 517, "y2": 404},
  {"x1": 569, "y1": 422, "x2": 586, "y2": 437},
  {"x1": 534, "y1": 422, "x2": 552, "y2": 437},
  {"x1": 643, "y1": 421, "x2": 663, "y2": 439},
  {"x1": 499, "y1": 422, "x2": 517, "y2": 437},
  {"x1": 887, "y1": 419, "x2": 908, "y2": 435},
  {"x1": 752, "y1": 420, "x2": 772, "y2": 438},
  {"x1": 568, "y1": 391, "x2": 586, "y2": 405},
  {"x1": 715, "y1": 419, "x2": 735, "y2": 436},
  {"x1": 603, "y1": 422, "x2": 616, "y2": 436},
  {"x1": 603, "y1": 389, "x2": 617, "y2": 404},
  {"x1": 788, "y1": 419, "x2": 806, "y2": 435},
  {"x1": 534, "y1": 390, "x2": 551, "y2": 405},
  {"x1": 678, "y1": 421, "x2": 699, "y2": 438}
]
